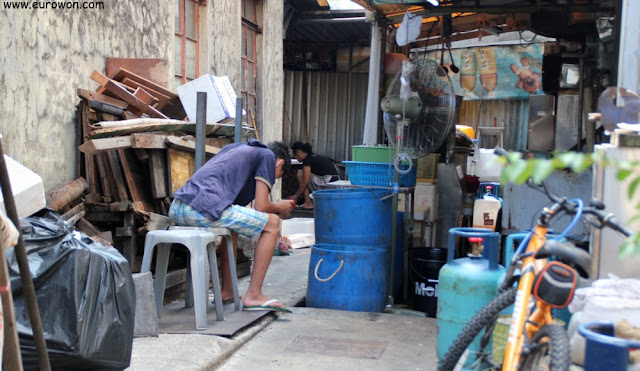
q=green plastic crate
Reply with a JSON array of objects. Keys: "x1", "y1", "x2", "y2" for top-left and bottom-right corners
[{"x1": 351, "y1": 145, "x2": 396, "y2": 163}]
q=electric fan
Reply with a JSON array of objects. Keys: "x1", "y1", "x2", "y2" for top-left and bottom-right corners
[
  {"x1": 379, "y1": 58, "x2": 456, "y2": 311},
  {"x1": 381, "y1": 58, "x2": 456, "y2": 163}
]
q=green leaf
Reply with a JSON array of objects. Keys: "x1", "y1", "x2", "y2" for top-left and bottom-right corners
[
  {"x1": 531, "y1": 159, "x2": 555, "y2": 184},
  {"x1": 618, "y1": 238, "x2": 640, "y2": 258},
  {"x1": 629, "y1": 177, "x2": 640, "y2": 200},
  {"x1": 627, "y1": 215, "x2": 640, "y2": 225},
  {"x1": 503, "y1": 160, "x2": 530, "y2": 184},
  {"x1": 617, "y1": 169, "x2": 632, "y2": 181}
]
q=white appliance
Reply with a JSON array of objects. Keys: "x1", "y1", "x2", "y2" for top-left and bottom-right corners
[{"x1": 591, "y1": 144, "x2": 640, "y2": 278}]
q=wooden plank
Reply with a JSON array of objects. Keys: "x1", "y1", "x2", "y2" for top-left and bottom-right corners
[
  {"x1": 76, "y1": 218, "x2": 102, "y2": 236},
  {"x1": 94, "y1": 154, "x2": 114, "y2": 200},
  {"x1": 77, "y1": 88, "x2": 128, "y2": 109},
  {"x1": 165, "y1": 135, "x2": 222, "y2": 155},
  {"x1": 149, "y1": 149, "x2": 169, "y2": 198},
  {"x1": 106, "y1": 58, "x2": 169, "y2": 88},
  {"x1": 78, "y1": 101, "x2": 100, "y2": 196},
  {"x1": 119, "y1": 212, "x2": 136, "y2": 268},
  {"x1": 109, "y1": 200, "x2": 132, "y2": 212},
  {"x1": 118, "y1": 148, "x2": 155, "y2": 212},
  {"x1": 121, "y1": 77, "x2": 171, "y2": 109},
  {"x1": 89, "y1": 121, "x2": 255, "y2": 139},
  {"x1": 106, "y1": 151, "x2": 130, "y2": 202},
  {"x1": 87, "y1": 99, "x2": 125, "y2": 117},
  {"x1": 45, "y1": 178, "x2": 88, "y2": 211},
  {"x1": 85, "y1": 212, "x2": 123, "y2": 223},
  {"x1": 61, "y1": 203, "x2": 85, "y2": 221},
  {"x1": 132, "y1": 86, "x2": 159, "y2": 107},
  {"x1": 84, "y1": 211, "x2": 122, "y2": 223},
  {"x1": 78, "y1": 136, "x2": 132, "y2": 156},
  {"x1": 131, "y1": 133, "x2": 169, "y2": 149},
  {"x1": 90, "y1": 70, "x2": 168, "y2": 119},
  {"x1": 168, "y1": 148, "x2": 195, "y2": 196},
  {"x1": 111, "y1": 67, "x2": 177, "y2": 99}
]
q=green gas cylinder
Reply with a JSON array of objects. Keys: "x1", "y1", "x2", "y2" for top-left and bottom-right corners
[{"x1": 435, "y1": 228, "x2": 505, "y2": 364}]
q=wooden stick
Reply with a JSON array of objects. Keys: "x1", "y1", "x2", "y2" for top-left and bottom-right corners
[{"x1": 249, "y1": 111, "x2": 260, "y2": 141}]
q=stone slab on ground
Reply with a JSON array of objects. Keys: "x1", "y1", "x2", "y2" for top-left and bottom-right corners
[{"x1": 218, "y1": 307, "x2": 439, "y2": 371}]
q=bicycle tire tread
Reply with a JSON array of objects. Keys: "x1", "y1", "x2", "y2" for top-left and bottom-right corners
[
  {"x1": 521, "y1": 323, "x2": 570, "y2": 370},
  {"x1": 438, "y1": 287, "x2": 517, "y2": 371}
]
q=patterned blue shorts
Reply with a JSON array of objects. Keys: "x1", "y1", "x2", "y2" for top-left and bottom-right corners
[{"x1": 169, "y1": 199, "x2": 269, "y2": 238}]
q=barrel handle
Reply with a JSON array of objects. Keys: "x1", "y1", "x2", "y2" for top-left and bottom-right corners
[{"x1": 314, "y1": 258, "x2": 344, "y2": 282}]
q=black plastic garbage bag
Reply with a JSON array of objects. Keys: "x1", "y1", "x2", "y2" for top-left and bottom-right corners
[{"x1": 8, "y1": 209, "x2": 135, "y2": 370}]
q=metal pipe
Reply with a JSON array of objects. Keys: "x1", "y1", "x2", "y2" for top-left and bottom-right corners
[
  {"x1": 195, "y1": 92, "x2": 207, "y2": 170},
  {"x1": 235, "y1": 97, "x2": 243, "y2": 144},
  {"x1": 295, "y1": 17, "x2": 367, "y2": 24},
  {"x1": 0, "y1": 136, "x2": 50, "y2": 370},
  {"x1": 345, "y1": 45, "x2": 353, "y2": 159},
  {"x1": 577, "y1": 57, "x2": 584, "y2": 152}
]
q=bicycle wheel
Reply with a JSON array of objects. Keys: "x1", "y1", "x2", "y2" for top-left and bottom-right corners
[
  {"x1": 520, "y1": 324, "x2": 570, "y2": 371},
  {"x1": 438, "y1": 287, "x2": 517, "y2": 371}
]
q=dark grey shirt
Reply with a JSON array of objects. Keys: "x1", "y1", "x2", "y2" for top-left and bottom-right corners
[{"x1": 174, "y1": 139, "x2": 276, "y2": 221}]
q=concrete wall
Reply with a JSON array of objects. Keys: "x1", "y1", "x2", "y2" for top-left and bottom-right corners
[
  {"x1": 0, "y1": 1, "x2": 173, "y2": 190},
  {"x1": 261, "y1": 0, "x2": 284, "y2": 145},
  {"x1": 0, "y1": 0, "x2": 285, "y2": 192}
]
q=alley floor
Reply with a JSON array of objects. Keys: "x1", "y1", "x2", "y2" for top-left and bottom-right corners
[{"x1": 126, "y1": 246, "x2": 441, "y2": 370}]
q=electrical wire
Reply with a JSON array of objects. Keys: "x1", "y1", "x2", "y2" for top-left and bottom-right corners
[{"x1": 557, "y1": 198, "x2": 584, "y2": 239}]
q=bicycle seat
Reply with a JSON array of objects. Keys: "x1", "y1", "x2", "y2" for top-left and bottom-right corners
[{"x1": 535, "y1": 239, "x2": 592, "y2": 278}]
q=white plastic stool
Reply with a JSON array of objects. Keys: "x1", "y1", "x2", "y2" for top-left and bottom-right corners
[
  {"x1": 169, "y1": 226, "x2": 240, "y2": 311},
  {"x1": 140, "y1": 229, "x2": 223, "y2": 330}
]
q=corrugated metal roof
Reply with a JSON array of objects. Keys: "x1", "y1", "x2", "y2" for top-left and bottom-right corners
[{"x1": 283, "y1": 70, "x2": 370, "y2": 162}]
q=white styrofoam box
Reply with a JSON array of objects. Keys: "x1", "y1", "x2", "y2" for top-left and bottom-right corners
[
  {"x1": 177, "y1": 75, "x2": 244, "y2": 123},
  {"x1": 475, "y1": 148, "x2": 505, "y2": 182},
  {"x1": 0, "y1": 155, "x2": 45, "y2": 218},
  {"x1": 281, "y1": 218, "x2": 315, "y2": 236},
  {"x1": 398, "y1": 181, "x2": 438, "y2": 221}
]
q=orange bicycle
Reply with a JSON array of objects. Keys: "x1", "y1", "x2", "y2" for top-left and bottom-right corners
[{"x1": 439, "y1": 149, "x2": 633, "y2": 370}]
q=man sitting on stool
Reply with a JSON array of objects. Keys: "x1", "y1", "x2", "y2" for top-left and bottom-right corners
[{"x1": 169, "y1": 139, "x2": 294, "y2": 313}]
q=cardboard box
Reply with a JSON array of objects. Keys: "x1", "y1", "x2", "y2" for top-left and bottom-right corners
[
  {"x1": 0, "y1": 155, "x2": 45, "y2": 218},
  {"x1": 398, "y1": 181, "x2": 438, "y2": 221},
  {"x1": 176, "y1": 75, "x2": 245, "y2": 123}
]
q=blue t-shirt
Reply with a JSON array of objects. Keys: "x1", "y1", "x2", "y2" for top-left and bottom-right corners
[{"x1": 173, "y1": 139, "x2": 276, "y2": 222}]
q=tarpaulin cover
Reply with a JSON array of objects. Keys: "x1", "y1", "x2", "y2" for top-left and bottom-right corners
[{"x1": 8, "y1": 209, "x2": 135, "y2": 370}]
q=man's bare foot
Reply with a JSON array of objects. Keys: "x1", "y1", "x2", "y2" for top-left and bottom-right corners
[
  {"x1": 243, "y1": 294, "x2": 287, "y2": 309},
  {"x1": 221, "y1": 291, "x2": 241, "y2": 303}
]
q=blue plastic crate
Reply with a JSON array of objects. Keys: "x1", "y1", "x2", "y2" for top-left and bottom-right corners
[{"x1": 343, "y1": 161, "x2": 417, "y2": 187}]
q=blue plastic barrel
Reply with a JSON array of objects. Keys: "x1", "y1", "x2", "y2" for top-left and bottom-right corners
[
  {"x1": 579, "y1": 322, "x2": 640, "y2": 371},
  {"x1": 307, "y1": 244, "x2": 389, "y2": 313},
  {"x1": 313, "y1": 188, "x2": 392, "y2": 246}
]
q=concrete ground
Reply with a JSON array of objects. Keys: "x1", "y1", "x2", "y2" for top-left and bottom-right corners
[{"x1": 127, "y1": 246, "x2": 441, "y2": 370}]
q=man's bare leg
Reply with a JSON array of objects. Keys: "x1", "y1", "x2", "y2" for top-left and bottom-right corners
[
  {"x1": 242, "y1": 213, "x2": 287, "y2": 309},
  {"x1": 219, "y1": 232, "x2": 239, "y2": 302},
  {"x1": 296, "y1": 169, "x2": 313, "y2": 208}
]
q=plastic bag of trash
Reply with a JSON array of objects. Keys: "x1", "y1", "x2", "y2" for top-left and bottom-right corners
[
  {"x1": 567, "y1": 275, "x2": 640, "y2": 366},
  {"x1": 9, "y1": 209, "x2": 135, "y2": 370}
]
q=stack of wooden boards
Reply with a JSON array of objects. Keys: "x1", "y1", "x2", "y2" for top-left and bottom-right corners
[{"x1": 72, "y1": 64, "x2": 254, "y2": 273}]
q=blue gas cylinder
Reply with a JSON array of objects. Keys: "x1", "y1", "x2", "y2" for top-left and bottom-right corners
[
  {"x1": 478, "y1": 182, "x2": 502, "y2": 203},
  {"x1": 436, "y1": 228, "x2": 505, "y2": 364}
]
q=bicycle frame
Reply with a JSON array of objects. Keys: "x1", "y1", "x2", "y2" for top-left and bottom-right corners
[{"x1": 502, "y1": 222, "x2": 552, "y2": 369}]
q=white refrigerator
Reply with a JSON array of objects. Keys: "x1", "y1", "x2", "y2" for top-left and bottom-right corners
[{"x1": 591, "y1": 144, "x2": 640, "y2": 278}]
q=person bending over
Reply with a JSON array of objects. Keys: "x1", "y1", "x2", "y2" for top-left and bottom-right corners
[
  {"x1": 291, "y1": 142, "x2": 338, "y2": 209},
  {"x1": 169, "y1": 139, "x2": 294, "y2": 312}
]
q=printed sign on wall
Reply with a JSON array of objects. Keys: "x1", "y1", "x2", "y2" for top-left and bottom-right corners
[{"x1": 427, "y1": 44, "x2": 544, "y2": 100}]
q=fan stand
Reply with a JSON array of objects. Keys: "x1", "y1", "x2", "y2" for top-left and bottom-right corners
[{"x1": 384, "y1": 112, "x2": 425, "y2": 317}]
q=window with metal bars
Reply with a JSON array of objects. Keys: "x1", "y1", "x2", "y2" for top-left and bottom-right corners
[
  {"x1": 175, "y1": 0, "x2": 200, "y2": 88},
  {"x1": 242, "y1": 0, "x2": 260, "y2": 129}
]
